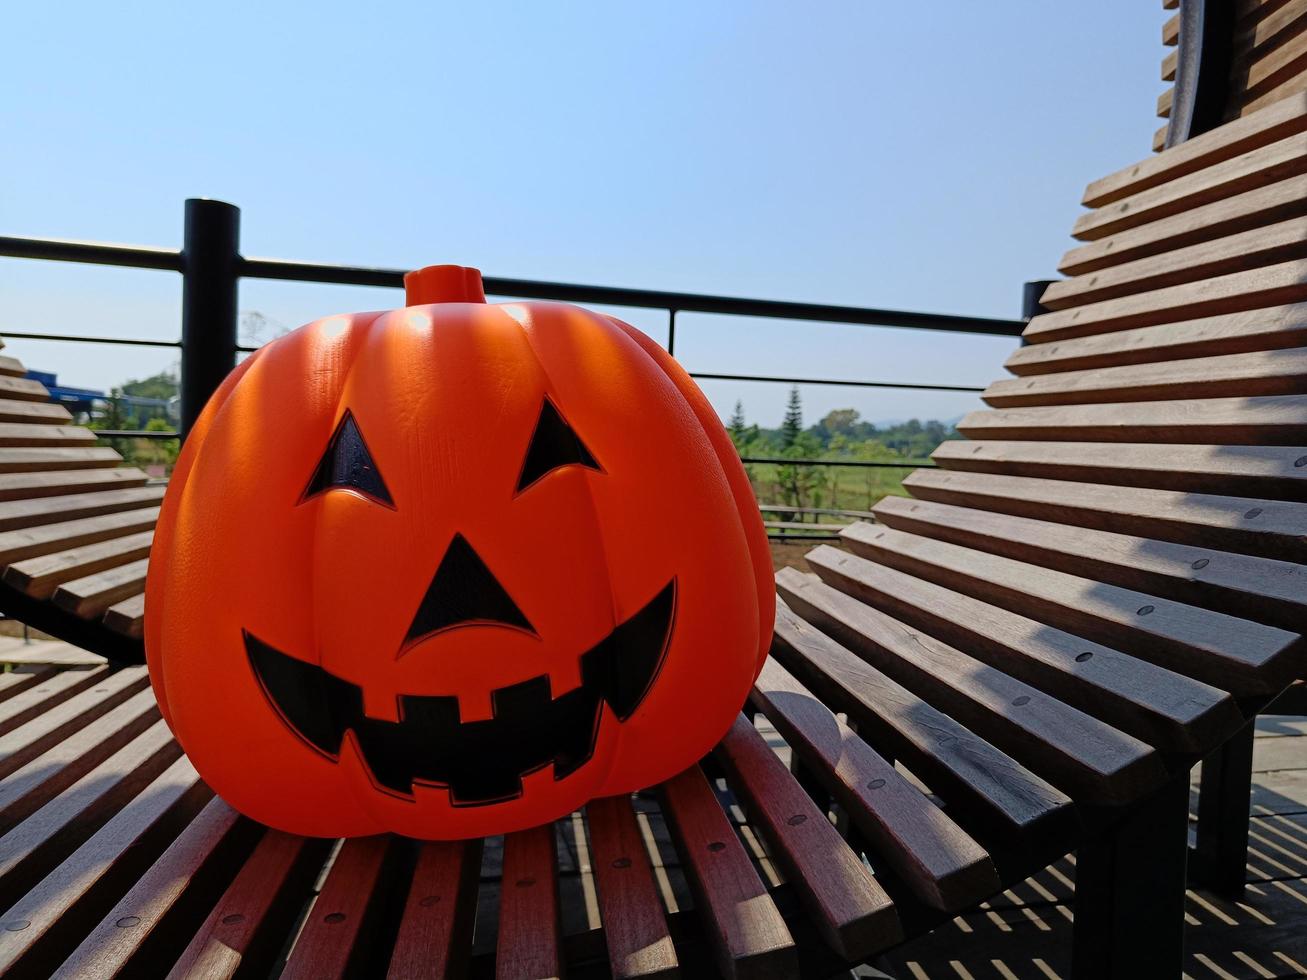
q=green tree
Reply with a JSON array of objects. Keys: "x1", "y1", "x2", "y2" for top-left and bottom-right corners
[
  {"x1": 728, "y1": 401, "x2": 746, "y2": 445},
  {"x1": 780, "y1": 386, "x2": 803, "y2": 449}
]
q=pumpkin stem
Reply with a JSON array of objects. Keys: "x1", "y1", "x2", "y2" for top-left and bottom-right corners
[{"x1": 403, "y1": 265, "x2": 487, "y2": 305}]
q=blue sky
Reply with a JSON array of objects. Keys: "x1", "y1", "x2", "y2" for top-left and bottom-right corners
[{"x1": 4, "y1": 1, "x2": 1164, "y2": 428}]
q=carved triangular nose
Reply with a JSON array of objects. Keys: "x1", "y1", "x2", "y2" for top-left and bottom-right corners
[{"x1": 403, "y1": 534, "x2": 535, "y2": 649}]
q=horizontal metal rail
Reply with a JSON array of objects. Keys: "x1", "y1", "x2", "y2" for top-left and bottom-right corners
[
  {"x1": 739, "y1": 456, "x2": 932, "y2": 469},
  {"x1": 690, "y1": 371, "x2": 984, "y2": 393},
  {"x1": 0, "y1": 330, "x2": 180, "y2": 349}
]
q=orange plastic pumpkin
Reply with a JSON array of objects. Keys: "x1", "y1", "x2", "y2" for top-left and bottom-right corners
[{"x1": 145, "y1": 265, "x2": 773, "y2": 839}]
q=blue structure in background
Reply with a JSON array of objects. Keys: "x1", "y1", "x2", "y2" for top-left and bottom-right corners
[{"x1": 24, "y1": 371, "x2": 176, "y2": 426}]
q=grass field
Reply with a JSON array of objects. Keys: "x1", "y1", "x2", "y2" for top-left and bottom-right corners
[{"x1": 744, "y1": 459, "x2": 917, "y2": 514}]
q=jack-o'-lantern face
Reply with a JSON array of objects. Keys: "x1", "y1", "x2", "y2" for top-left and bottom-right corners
[{"x1": 145, "y1": 265, "x2": 773, "y2": 840}]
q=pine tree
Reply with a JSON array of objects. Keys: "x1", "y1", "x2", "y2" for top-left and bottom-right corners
[
  {"x1": 728, "y1": 401, "x2": 746, "y2": 443},
  {"x1": 781, "y1": 386, "x2": 803, "y2": 449}
]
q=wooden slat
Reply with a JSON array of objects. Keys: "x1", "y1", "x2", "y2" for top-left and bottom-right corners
[
  {"x1": 1241, "y1": 18, "x2": 1307, "y2": 103},
  {"x1": 51, "y1": 798, "x2": 244, "y2": 979},
  {"x1": 715, "y1": 713, "x2": 901, "y2": 961},
  {"x1": 1074, "y1": 135, "x2": 1307, "y2": 241},
  {"x1": 586, "y1": 795, "x2": 679, "y2": 979},
  {"x1": 1163, "y1": 47, "x2": 1178, "y2": 80},
  {"x1": 986, "y1": 347, "x2": 1307, "y2": 406},
  {"x1": 1005, "y1": 303, "x2": 1307, "y2": 376},
  {"x1": 0, "y1": 666, "x2": 113, "y2": 737},
  {"x1": 1239, "y1": 0, "x2": 1307, "y2": 58},
  {"x1": 839, "y1": 523, "x2": 1303, "y2": 696},
  {"x1": 0, "y1": 755, "x2": 206, "y2": 977},
  {"x1": 905, "y1": 467, "x2": 1307, "y2": 565},
  {"x1": 282, "y1": 836, "x2": 391, "y2": 980},
  {"x1": 1164, "y1": 11, "x2": 1179, "y2": 45},
  {"x1": 0, "y1": 400, "x2": 72, "y2": 424},
  {"x1": 496, "y1": 824, "x2": 562, "y2": 980},
  {"x1": 1062, "y1": 174, "x2": 1307, "y2": 277},
  {"x1": 3, "y1": 531, "x2": 153, "y2": 600},
  {"x1": 877, "y1": 493, "x2": 1307, "y2": 631},
  {"x1": 958, "y1": 394, "x2": 1307, "y2": 445},
  {"x1": 750, "y1": 657, "x2": 999, "y2": 911},
  {"x1": 1027, "y1": 259, "x2": 1307, "y2": 343},
  {"x1": 0, "y1": 447, "x2": 121, "y2": 473},
  {"x1": 168, "y1": 831, "x2": 327, "y2": 980},
  {"x1": 0, "y1": 377, "x2": 58, "y2": 404},
  {"x1": 1046, "y1": 216, "x2": 1307, "y2": 310},
  {"x1": 387, "y1": 839, "x2": 482, "y2": 980},
  {"x1": 0, "y1": 357, "x2": 25, "y2": 378},
  {"x1": 52, "y1": 558, "x2": 149, "y2": 619},
  {"x1": 0, "y1": 468, "x2": 148, "y2": 504},
  {"x1": 103, "y1": 594, "x2": 146, "y2": 640},
  {"x1": 659, "y1": 766, "x2": 796, "y2": 980},
  {"x1": 0, "y1": 667, "x2": 57, "y2": 705},
  {"x1": 1241, "y1": 63, "x2": 1307, "y2": 116},
  {"x1": 776, "y1": 569, "x2": 1167, "y2": 805},
  {"x1": 1158, "y1": 87, "x2": 1173, "y2": 119},
  {"x1": 0, "y1": 425, "x2": 96, "y2": 448},
  {"x1": 808, "y1": 537, "x2": 1241, "y2": 754},
  {"x1": 770, "y1": 601, "x2": 1072, "y2": 843},
  {"x1": 0, "y1": 687, "x2": 159, "y2": 834},
  {"x1": 1082, "y1": 91, "x2": 1307, "y2": 206},
  {"x1": 0, "y1": 486, "x2": 165, "y2": 532},
  {"x1": 0, "y1": 507, "x2": 160, "y2": 566},
  {"x1": 932, "y1": 438, "x2": 1307, "y2": 500},
  {"x1": 1154, "y1": 123, "x2": 1168, "y2": 154},
  {"x1": 0, "y1": 720, "x2": 177, "y2": 906},
  {"x1": 0, "y1": 668, "x2": 150, "y2": 781}
]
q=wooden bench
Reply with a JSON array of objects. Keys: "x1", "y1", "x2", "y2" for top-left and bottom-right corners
[{"x1": 1, "y1": 6, "x2": 1306, "y2": 976}]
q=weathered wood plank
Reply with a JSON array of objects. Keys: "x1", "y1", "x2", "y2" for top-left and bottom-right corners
[
  {"x1": 0, "y1": 486, "x2": 165, "y2": 532},
  {"x1": 50, "y1": 798, "x2": 244, "y2": 979},
  {"x1": 0, "y1": 755, "x2": 207, "y2": 977},
  {"x1": 3, "y1": 531, "x2": 153, "y2": 599},
  {"x1": 586, "y1": 795, "x2": 679, "y2": 979},
  {"x1": 1157, "y1": 87, "x2": 1173, "y2": 120},
  {"x1": 808, "y1": 537, "x2": 1241, "y2": 754},
  {"x1": 659, "y1": 765, "x2": 796, "y2": 980},
  {"x1": 0, "y1": 720, "x2": 178, "y2": 906},
  {"x1": 1164, "y1": 11, "x2": 1179, "y2": 45},
  {"x1": 282, "y1": 836, "x2": 392, "y2": 980},
  {"x1": 750, "y1": 657, "x2": 999, "y2": 911},
  {"x1": 1046, "y1": 216, "x2": 1307, "y2": 310},
  {"x1": 52, "y1": 558, "x2": 149, "y2": 619},
  {"x1": 0, "y1": 468, "x2": 148, "y2": 504},
  {"x1": 909, "y1": 470, "x2": 1307, "y2": 564},
  {"x1": 958, "y1": 394, "x2": 1307, "y2": 445},
  {"x1": 716, "y1": 713, "x2": 902, "y2": 961},
  {"x1": 1063, "y1": 173, "x2": 1307, "y2": 277},
  {"x1": 1005, "y1": 304, "x2": 1307, "y2": 376},
  {"x1": 0, "y1": 666, "x2": 113, "y2": 738},
  {"x1": 103, "y1": 594, "x2": 147, "y2": 640},
  {"x1": 988, "y1": 347, "x2": 1307, "y2": 406},
  {"x1": 1027, "y1": 259, "x2": 1307, "y2": 342},
  {"x1": 932, "y1": 438, "x2": 1307, "y2": 500},
  {"x1": 497, "y1": 824, "x2": 563, "y2": 980},
  {"x1": 387, "y1": 839, "x2": 483, "y2": 980},
  {"x1": 167, "y1": 830, "x2": 328, "y2": 980},
  {"x1": 0, "y1": 447, "x2": 121, "y2": 473},
  {"x1": 0, "y1": 507, "x2": 160, "y2": 566},
  {"x1": 776, "y1": 569, "x2": 1168, "y2": 805},
  {"x1": 877, "y1": 492, "x2": 1307, "y2": 629},
  {"x1": 1075, "y1": 134, "x2": 1307, "y2": 241},
  {"x1": 0, "y1": 357, "x2": 26, "y2": 378},
  {"x1": 0, "y1": 399, "x2": 72, "y2": 424},
  {"x1": 0, "y1": 377, "x2": 58, "y2": 404},
  {"x1": 0, "y1": 668, "x2": 150, "y2": 781},
  {"x1": 1163, "y1": 47, "x2": 1178, "y2": 80},
  {"x1": 838, "y1": 523, "x2": 1303, "y2": 696},
  {"x1": 770, "y1": 600, "x2": 1072, "y2": 844},
  {"x1": 0, "y1": 425, "x2": 97, "y2": 448},
  {"x1": 0, "y1": 687, "x2": 159, "y2": 834}
]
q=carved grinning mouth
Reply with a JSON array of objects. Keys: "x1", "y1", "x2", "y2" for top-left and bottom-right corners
[{"x1": 245, "y1": 580, "x2": 675, "y2": 806}]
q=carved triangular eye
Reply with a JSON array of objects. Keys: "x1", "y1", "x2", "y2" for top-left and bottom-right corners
[
  {"x1": 516, "y1": 398, "x2": 601, "y2": 494},
  {"x1": 301, "y1": 410, "x2": 394, "y2": 507}
]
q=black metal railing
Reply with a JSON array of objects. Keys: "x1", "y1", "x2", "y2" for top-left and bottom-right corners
[{"x1": 1, "y1": 198, "x2": 1031, "y2": 456}]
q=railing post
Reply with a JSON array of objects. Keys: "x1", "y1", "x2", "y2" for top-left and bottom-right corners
[
  {"x1": 180, "y1": 199, "x2": 240, "y2": 440},
  {"x1": 1021, "y1": 279, "x2": 1055, "y2": 348}
]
